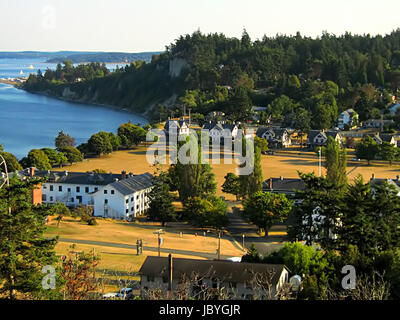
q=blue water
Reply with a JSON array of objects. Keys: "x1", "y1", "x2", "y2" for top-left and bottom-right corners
[{"x1": 0, "y1": 59, "x2": 147, "y2": 159}]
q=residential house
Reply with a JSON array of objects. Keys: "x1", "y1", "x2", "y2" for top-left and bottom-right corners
[
  {"x1": 365, "y1": 133, "x2": 397, "y2": 146},
  {"x1": 362, "y1": 119, "x2": 394, "y2": 129},
  {"x1": 164, "y1": 119, "x2": 190, "y2": 138},
  {"x1": 262, "y1": 177, "x2": 305, "y2": 197},
  {"x1": 307, "y1": 130, "x2": 342, "y2": 149},
  {"x1": 139, "y1": 255, "x2": 289, "y2": 300},
  {"x1": 202, "y1": 122, "x2": 239, "y2": 143},
  {"x1": 11, "y1": 168, "x2": 153, "y2": 220},
  {"x1": 256, "y1": 127, "x2": 292, "y2": 148},
  {"x1": 338, "y1": 109, "x2": 359, "y2": 129}
]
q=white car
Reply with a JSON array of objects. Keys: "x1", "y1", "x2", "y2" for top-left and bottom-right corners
[
  {"x1": 103, "y1": 288, "x2": 133, "y2": 299},
  {"x1": 351, "y1": 157, "x2": 361, "y2": 161},
  {"x1": 227, "y1": 257, "x2": 242, "y2": 262}
]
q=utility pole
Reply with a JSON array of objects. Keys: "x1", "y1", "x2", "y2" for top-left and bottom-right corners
[{"x1": 242, "y1": 234, "x2": 245, "y2": 251}]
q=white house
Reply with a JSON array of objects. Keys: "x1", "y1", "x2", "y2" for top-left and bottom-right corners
[
  {"x1": 256, "y1": 127, "x2": 292, "y2": 148},
  {"x1": 307, "y1": 130, "x2": 342, "y2": 148},
  {"x1": 164, "y1": 119, "x2": 190, "y2": 137},
  {"x1": 139, "y1": 256, "x2": 290, "y2": 300},
  {"x1": 93, "y1": 172, "x2": 153, "y2": 219},
  {"x1": 202, "y1": 122, "x2": 239, "y2": 142},
  {"x1": 12, "y1": 168, "x2": 153, "y2": 220},
  {"x1": 338, "y1": 109, "x2": 359, "y2": 129}
]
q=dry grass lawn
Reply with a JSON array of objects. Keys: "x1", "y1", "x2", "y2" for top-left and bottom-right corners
[{"x1": 54, "y1": 145, "x2": 400, "y2": 200}]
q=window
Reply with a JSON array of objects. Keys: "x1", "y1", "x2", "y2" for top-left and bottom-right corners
[
  {"x1": 126, "y1": 209, "x2": 129, "y2": 213},
  {"x1": 76, "y1": 186, "x2": 80, "y2": 193},
  {"x1": 126, "y1": 199, "x2": 129, "y2": 204},
  {"x1": 94, "y1": 187, "x2": 98, "y2": 192},
  {"x1": 131, "y1": 197, "x2": 134, "y2": 202},
  {"x1": 42, "y1": 194, "x2": 47, "y2": 201},
  {"x1": 67, "y1": 188, "x2": 71, "y2": 192},
  {"x1": 136, "y1": 205, "x2": 139, "y2": 210},
  {"x1": 104, "y1": 190, "x2": 108, "y2": 194},
  {"x1": 50, "y1": 185, "x2": 53, "y2": 191},
  {"x1": 136, "y1": 195, "x2": 139, "y2": 200},
  {"x1": 131, "y1": 207, "x2": 134, "y2": 211},
  {"x1": 85, "y1": 187, "x2": 89, "y2": 193},
  {"x1": 58, "y1": 186, "x2": 62, "y2": 192},
  {"x1": 111, "y1": 190, "x2": 115, "y2": 195},
  {"x1": 49, "y1": 196, "x2": 53, "y2": 201},
  {"x1": 43, "y1": 185, "x2": 47, "y2": 189},
  {"x1": 104, "y1": 199, "x2": 108, "y2": 204},
  {"x1": 70, "y1": 198, "x2": 74, "y2": 203}
]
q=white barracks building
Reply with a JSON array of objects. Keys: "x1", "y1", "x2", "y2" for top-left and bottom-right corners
[{"x1": 12, "y1": 168, "x2": 153, "y2": 220}]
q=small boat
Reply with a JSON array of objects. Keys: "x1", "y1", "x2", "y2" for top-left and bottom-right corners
[
  {"x1": 28, "y1": 65, "x2": 34, "y2": 69},
  {"x1": 19, "y1": 70, "x2": 23, "y2": 75}
]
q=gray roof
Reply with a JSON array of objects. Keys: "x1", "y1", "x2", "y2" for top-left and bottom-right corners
[
  {"x1": 202, "y1": 122, "x2": 237, "y2": 132},
  {"x1": 139, "y1": 256, "x2": 286, "y2": 285},
  {"x1": 307, "y1": 130, "x2": 341, "y2": 144},
  {"x1": 110, "y1": 172, "x2": 153, "y2": 195},
  {"x1": 263, "y1": 178, "x2": 305, "y2": 193},
  {"x1": 164, "y1": 119, "x2": 188, "y2": 130},
  {"x1": 12, "y1": 168, "x2": 124, "y2": 185},
  {"x1": 256, "y1": 127, "x2": 288, "y2": 140}
]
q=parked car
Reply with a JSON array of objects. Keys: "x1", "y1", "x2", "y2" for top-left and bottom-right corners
[
  {"x1": 351, "y1": 157, "x2": 361, "y2": 161},
  {"x1": 103, "y1": 288, "x2": 134, "y2": 300}
]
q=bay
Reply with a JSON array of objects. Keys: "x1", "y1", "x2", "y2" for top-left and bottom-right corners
[{"x1": 0, "y1": 59, "x2": 147, "y2": 159}]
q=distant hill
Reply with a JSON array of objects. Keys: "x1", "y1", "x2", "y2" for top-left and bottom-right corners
[
  {"x1": 0, "y1": 51, "x2": 161, "y2": 63},
  {"x1": 46, "y1": 52, "x2": 161, "y2": 63}
]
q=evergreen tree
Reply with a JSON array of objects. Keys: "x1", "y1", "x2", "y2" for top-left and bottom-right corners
[
  {"x1": 55, "y1": 131, "x2": 75, "y2": 150},
  {"x1": 147, "y1": 171, "x2": 176, "y2": 226},
  {"x1": 325, "y1": 136, "x2": 347, "y2": 188},
  {"x1": 222, "y1": 172, "x2": 241, "y2": 201},
  {"x1": 0, "y1": 176, "x2": 58, "y2": 299}
]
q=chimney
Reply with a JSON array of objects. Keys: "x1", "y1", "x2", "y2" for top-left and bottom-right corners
[
  {"x1": 129, "y1": 172, "x2": 133, "y2": 177},
  {"x1": 280, "y1": 176, "x2": 284, "y2": 180},
  {"x1": 269, "y1": 178, "x2": 273, "y2": 190},
  {"x1": 64, "y1": 170, "x2": 68, "y2": 176},
  {"x1": 121, "y1": 171, "x2": 127, "y2": 180},
  {"x1": 372, "y1": 173, "x2": 375, "y2": 180},
  {"x1": 168, "y1": 254, "x2": 173, "y2": 292},
  {"x1": 29, "y1": 167, "x2": 35, "y2": 177}
]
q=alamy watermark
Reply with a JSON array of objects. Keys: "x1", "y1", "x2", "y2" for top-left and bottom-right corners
[{"x1": 146, "y1": 128, "x2": 255, "y2": 175}]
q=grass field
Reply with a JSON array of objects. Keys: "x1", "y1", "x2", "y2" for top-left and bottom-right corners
[{"x1": 53, "y1": 144, "x2": 400, "y2": 200}]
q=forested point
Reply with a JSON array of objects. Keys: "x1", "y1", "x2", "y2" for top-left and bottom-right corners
[{"x1": 23, "y1": 29, "x2": 400, "y2": 126}]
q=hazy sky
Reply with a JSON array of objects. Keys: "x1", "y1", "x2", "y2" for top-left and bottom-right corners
[{"x1": 1, "y1": 0, "x2": 399, "y2": 52}]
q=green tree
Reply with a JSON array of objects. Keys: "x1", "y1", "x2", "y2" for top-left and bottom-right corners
[
  {"x1": 378, "y1": 141, "x2": 398, "y2": 166},
  {"x1": 325, "y1": 136, "x2": 347, "y2": 188},
  {"x1": 222, "y1": 173, "x2": 241, "y2": 201},
  {"x1": 184, "y1": 195, "x2": 228, "y2": 230},
  {"x1": 288, "y1": 173, "x2": 342, "y2": 249},
  {"x1": 41, "y1": 148, "x2": 68, "y2": 167},
  {"x1": 147, "y1": 171, "x2": 176, "y2": 226},
  {"x1": 117, "y1": 122, "x2": 147, "y2": 148},
  {"x1": 55, "y1": 131, "x2": 75, "y2": 150},
  {"x1": 48, "y1": 202, "x2": 72, "y2": 227},
  {"x1": 239, "y1": 136, "x2": 263, "y2": 198},
  {"x1": 88, "y1": 131, "x2": 113, "y2": 156},
  {"x1": 355, "y1": 135, "x2": 379, "y2": 165},
  {"x1": 242, "y1": 191, "x2": 292, "y2": 235},
  {"x1": 20, "y1": 149, "x2": 52, "y2": 170},
  {"x1": 59, "y1": 147, "x2": 83, "y2": 164},
  {"x1": 0, "y1": 151, "x2": 22, "y2": 172},
  {"x1": 0, "y1": 176, "x2": 58, "y2": 299},
  {"x1": 168, "y1": 137, "x2": 217, "y2": 203}
]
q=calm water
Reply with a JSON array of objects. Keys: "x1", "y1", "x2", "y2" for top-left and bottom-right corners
[{"x1": 0, "y1": 59, "x2": 147, "y2": 159}]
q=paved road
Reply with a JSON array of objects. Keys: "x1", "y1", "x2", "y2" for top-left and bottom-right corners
[
  {"x1": 58, "y1": 238, "x2": 234, "y2": 260},
  {"x1": 226, "y1": 202, "x2": 287, "y2": 256}
]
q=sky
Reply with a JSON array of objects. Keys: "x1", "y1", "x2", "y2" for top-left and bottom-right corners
[{"x1": 1, "y1": 0, "x2": 400, "y2": 52}]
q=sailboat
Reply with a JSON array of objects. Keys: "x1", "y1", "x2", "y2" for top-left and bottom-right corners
[{"x1": 19, "y1": 70, "x2": 24, "y2": 75}]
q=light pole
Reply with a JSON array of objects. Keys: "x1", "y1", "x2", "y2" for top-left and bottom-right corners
[
  {"x1": 242, "y1": 234, "x2": 245, "y2": 251},
  {"x1": 217, "y1": 230, "x2": 221, "y2": 260},
  {"x1": 153, "y1": 229, "x2": 164, "y2": 257},
  {"x1": 318, "y1": 148, "x2": 322, "y2": 177}
]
